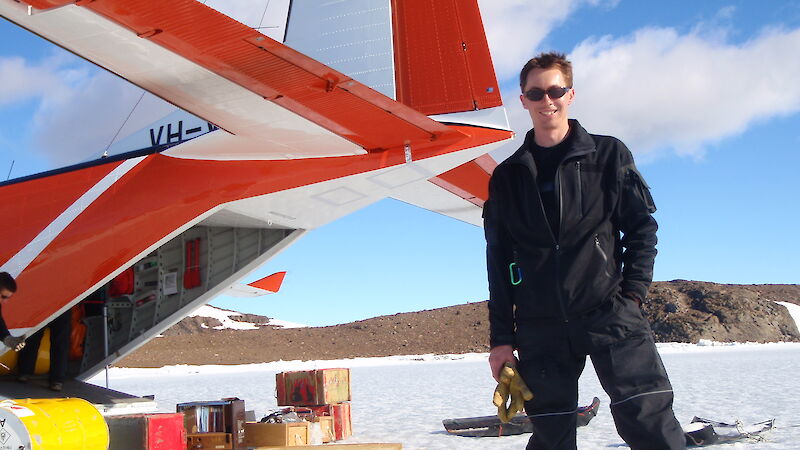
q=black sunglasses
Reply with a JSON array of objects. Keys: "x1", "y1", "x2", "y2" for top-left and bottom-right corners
[{"x1": 524, "y1": 86, "x2": 571, "y2": 102}]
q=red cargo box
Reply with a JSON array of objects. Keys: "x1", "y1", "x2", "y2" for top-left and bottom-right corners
[
  {"x1": 276, "y1": 368, "x2": 350, "y2": 406},
  {"x1": 106, "y1": 412, "x2": 186, "y2": 450},
  {"x1": 307, "y1": 402, "x2": 352, "y2": 441}
]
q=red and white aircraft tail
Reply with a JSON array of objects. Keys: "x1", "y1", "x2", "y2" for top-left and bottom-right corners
[{"x1": 0, "y1": 0, "x2": 512, "y2": 383}]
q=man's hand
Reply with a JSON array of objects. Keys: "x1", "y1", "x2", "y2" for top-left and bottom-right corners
[
  {"x1": 489, "y1": 345, "x2": 516, "y2": 382},
  {"x1": 622, "y1": 292, "x2": 642, "y2": 307},
  {"x1": 493, "y1": 363, "x2": 534, "y2": 422},
  {"x1": 3, "y1": 335, "x2": 25, "y2": 352}
]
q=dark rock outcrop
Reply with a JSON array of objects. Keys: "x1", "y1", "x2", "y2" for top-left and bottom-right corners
[
  {"x1": 645, "y1": 281, "x2": 799, "y2": 343},
  {"x1": 119, "y1": 281, "x2": 799, "y2": 367}
]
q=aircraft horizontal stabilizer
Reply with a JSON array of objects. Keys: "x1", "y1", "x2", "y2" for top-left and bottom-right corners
[
  {"x1": 225, "y1": 272, "x2": 287, "y2": 298},
  {"x1": 391, "y1": 154, "x2": 497, "y2": 227}
]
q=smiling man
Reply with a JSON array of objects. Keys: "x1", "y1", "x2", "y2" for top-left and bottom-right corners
[{"x1": 483, "y1": 52, "x2": 685, "y2": 449}]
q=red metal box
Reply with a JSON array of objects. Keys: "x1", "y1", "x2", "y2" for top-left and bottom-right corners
[
  {"x1": 276, "y1": 368, "x2": 351, "y2": 406},
  {"x1": 106, "y1": 412, "x2": 186, "y2": 450}
]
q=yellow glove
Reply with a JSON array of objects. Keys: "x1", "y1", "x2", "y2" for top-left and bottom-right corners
[{"x1": 492, "y1": 363, "x2": 533, "y2": 423}]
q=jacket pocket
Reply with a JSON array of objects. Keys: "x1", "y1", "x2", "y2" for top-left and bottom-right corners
[
  {"x1": 626, "y1": 167, "x2": 656, "y2": 213},
  {"x1": 593, "y1": 233, "x2": 614, "y2": 279}
]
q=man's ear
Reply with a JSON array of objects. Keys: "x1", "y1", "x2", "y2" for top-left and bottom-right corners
[
  {"x1": 566, "y1": 88, "x2": 575, "y2": 105},
  {"x1": 519, "y1": 94, "x2": 529, "y2": 110}
]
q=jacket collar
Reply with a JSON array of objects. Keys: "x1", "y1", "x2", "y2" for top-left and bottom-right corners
[{"x1": 504, "y1": 119, "x2": 596, "y2": 171}]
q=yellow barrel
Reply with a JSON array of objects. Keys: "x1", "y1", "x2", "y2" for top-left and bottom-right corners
[
  {"x1": 0, "y1": 397, "x2": 109, "y2": 449},
  {"x1": 0, "y1": 328, "x2": 52, "y2": 375}
]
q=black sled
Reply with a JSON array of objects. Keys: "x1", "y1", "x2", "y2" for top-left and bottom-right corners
[
  {"x1": 442, "y1": 397, "x2": 600, "y2": 437},
  {"x1": 684, "y1": 417, "x2": 775, "y2": 447}
]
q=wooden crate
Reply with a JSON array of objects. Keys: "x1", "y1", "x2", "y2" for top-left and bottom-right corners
[
  {"x1": 187, "y1": 432, "x2": 232, "y2": 449},
  {"x1": 317, "y1": 416, "x2": 334, "y2": 443},
  {"x1": 178, "y1": 398, "x2": 246, "y2": 448},
  {"x1": 244, "y1": 422, "x2": 310, "y2": 447},
  {"x1": 294, "y1": 412, "x2": 334, "y2": 443},
  {"x1": 276, "y1": 368, "x2": 350, "y2": 406},
  {"x1": 307, "y1": 403, "x2": 351, "y2": 440}
]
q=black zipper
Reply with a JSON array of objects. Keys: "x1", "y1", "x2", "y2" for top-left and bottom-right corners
[
  {"x1": 554, "y1": 166, "x2": 568, "y2": 323},
  {"x1": 594, "y1": 234, "x2": 612, "y2": 278},
  {"x1": 576, "y1": 161, "x2": 582, "y2": 215},
  {"x1": 518, "y1": 152, "x2": 584, "y2": 324},
  {"x1": 554, "y1": 243, "x2": 567, "y2": 322}
]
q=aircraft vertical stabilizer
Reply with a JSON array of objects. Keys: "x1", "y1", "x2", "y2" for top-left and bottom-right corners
[
  {"x1": 283, "y1": 0, "x2": 502, "y2": 116},
  {"x1": 392, "y1": 0, "x2": 501, "y2": 115}
]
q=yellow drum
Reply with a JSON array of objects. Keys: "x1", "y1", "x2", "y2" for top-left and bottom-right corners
[
  {"x1": 0, "y1": 397, "x2": 109, "y2": 449},
  {"x1": 0, "y1": 328, "x2": 52, "y2": 375}
]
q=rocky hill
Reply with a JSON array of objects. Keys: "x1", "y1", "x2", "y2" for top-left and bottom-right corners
[{"x1": 117, "y1": 281, "x2": 800, "y2": 368}]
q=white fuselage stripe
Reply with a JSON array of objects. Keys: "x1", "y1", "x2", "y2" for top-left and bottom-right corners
[{"x1": 1, "y1": 156, "x2": 147, "y2": 278}]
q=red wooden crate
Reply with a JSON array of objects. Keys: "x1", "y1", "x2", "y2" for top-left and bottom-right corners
[
  {"x1": 106, "y1": 412, "x2": 186, "y2": 450},
  {"x1": 275, "y1": 368, "x2": 350, "y2": 406}
]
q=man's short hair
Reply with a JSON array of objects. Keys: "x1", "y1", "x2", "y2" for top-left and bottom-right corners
[
  {"x1": 0, "y1": 272, "x2": 16, "y2": 293},
  {"x1": 519, "y1": 52, "x2": 573, "y2": 91}
]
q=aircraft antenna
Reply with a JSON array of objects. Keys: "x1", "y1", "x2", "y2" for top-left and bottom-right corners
[
  {"x1": 103, "y1": 90, "x2": 146, "y2": 155},
  {"x1": 257, "y1": 0, "x2": 270, "y2": 30},
  {"x1": 5, "y1": 160, "x2": 14, "y2": 181}
]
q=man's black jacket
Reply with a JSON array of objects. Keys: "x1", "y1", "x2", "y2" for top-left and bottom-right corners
[{"x1": 484, "y1": 119, "x2": 657, "y2": 348}]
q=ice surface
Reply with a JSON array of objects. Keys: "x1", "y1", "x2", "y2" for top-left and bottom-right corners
[{"x1": 89, "y1": 343, "x2": 800, "y2": 449}]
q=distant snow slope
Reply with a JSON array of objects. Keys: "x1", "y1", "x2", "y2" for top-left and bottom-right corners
[
  {"x1": 188, "y1": 305, "x2": 307, "y2": 330},
  {"x1": 776, "y1": 301, "x2": 800, "y2": 331}
]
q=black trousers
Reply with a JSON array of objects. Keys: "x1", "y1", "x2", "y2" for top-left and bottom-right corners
[
  {"x1": 516, "y1": 297, "x2": 686, "y2": 450},
  {"x1": 18, "y1": 310, "x2": 71, "y2": 384}
]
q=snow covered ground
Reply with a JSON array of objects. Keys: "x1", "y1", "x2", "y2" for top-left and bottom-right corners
[
  {"x1": 188, "y1": 304, "x2": 308, "y2": 329},
  {"x1": 89, "y1": 342, "x2": 800, "y2": 449}
]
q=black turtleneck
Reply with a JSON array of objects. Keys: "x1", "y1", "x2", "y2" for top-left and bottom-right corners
[{"x1": 529, "y1": 128, "x2": 574, "y2": 238}]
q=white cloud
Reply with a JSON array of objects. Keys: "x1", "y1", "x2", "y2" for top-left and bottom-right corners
[
  {"x1": 477, "y1": 0, "x2": 620, "y2": 83},
  {"x1": 0, "y1": 56, "x2": 75, "y2": 106},
  {"x1": 477, "y1": 0, "x2": 578, "y2": 82},
  {"x1": 0, "y1": 52, "x2": 177, "y2": 168},
  {"x1": 568, "y1": 26, "x2": 800, "y2": 158}
]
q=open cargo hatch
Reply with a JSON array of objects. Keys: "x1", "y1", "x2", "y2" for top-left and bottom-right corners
[
  {"x1": 0, "y1": 223, "x2": 302, "y2": 410},
  {"x1": 0, "y1": 377, "x2": 157, "y2": 416}
]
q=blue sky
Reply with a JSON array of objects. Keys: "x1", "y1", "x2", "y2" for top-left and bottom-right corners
[{"x1": 1, "y1": 1, "x2": 799, "y2": 326}]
